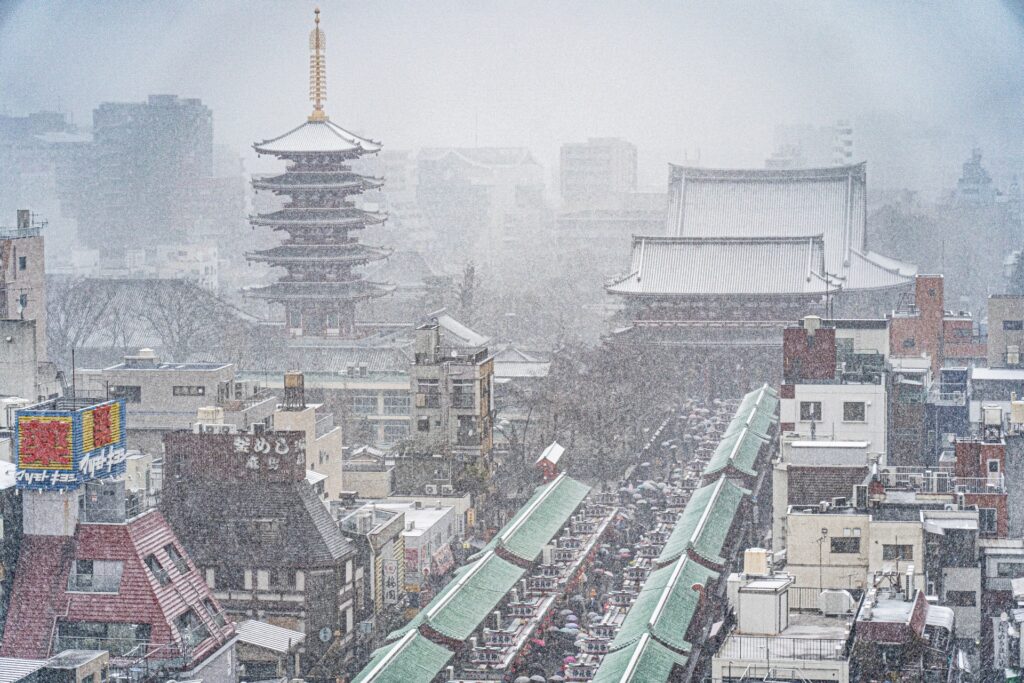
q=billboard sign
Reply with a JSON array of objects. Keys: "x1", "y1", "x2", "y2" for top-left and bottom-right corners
[
  {"x1": 382, "y1": 559, "x2": 399, "y2": 605},
  {"x1": 15, "y1": 399, "x2": 127, "y2": 490}
]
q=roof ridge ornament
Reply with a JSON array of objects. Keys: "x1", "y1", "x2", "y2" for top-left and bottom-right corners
[{"x1": 308, "y1": 8, "x2": 328, "y2": 122}]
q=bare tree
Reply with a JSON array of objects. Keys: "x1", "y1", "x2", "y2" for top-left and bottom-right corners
[
  {"x1": 132, "y1": 279, "x2": 244, "y2": 363},
  {"x1": 46, "y1": 276, "x2": 115, "y2": 371}
]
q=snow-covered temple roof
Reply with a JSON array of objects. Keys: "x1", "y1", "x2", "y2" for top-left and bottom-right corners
[{"x1": 609, "y1": 162, "x2": 916, "y2": 298}]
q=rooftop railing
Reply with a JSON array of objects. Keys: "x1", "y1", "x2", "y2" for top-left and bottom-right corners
[
  {"x1": 877, "y1": 467, "x2": 1005, "y2": 494},
  {"x1": 716, "y1": 633, "x2": 849, "y2": 661},
  {"x1": 315, "y1": 413, "x2": 335, "y2": 438}
]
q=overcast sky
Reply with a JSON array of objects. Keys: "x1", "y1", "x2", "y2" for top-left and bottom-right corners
[{"x1": 2, "y1": 1, "x2": 1022, "y2": 187}]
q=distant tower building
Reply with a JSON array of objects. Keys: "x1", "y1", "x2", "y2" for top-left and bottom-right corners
[
  {"x1": 247, "y1": 9, "x2": 393, "y2": 337},
  {"x1": 954, "y1": 148, "x2": 997, "y2": 206},
  {"x1": 831, "y1": 119, "x2": 854, "y2": 166},
  {"x1": 85, "y1": 95, "x2": 213, "y2": 252},
  {"x1": 560, "y1": 137, "x2": 638, "y2": 207}
]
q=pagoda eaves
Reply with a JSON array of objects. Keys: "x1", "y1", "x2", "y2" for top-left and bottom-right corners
[{"x1": 244, "y1": 8, "x2": 391, "y2": 338}]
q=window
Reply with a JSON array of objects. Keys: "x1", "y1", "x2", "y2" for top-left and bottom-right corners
[
  {"x1": 269, "y1": 569, "x2": 296, "y2": 589},
  {"x1": 172, "y1": 385, "x2": 205, "y2": 397},
  {"x1": 980, "y1": 508, "x2": 998, "y2": 534},
  {"x1": 452, "y1": 379, "x2": 475, "y2": 409},
  {"x1": 17, "y1": 256, "x2": 26, "y2": 271},
  {"x1": 57, "y1": 622, "x2": 151, "y2": 657},
  {"x1": 287, "y1": 308, "x2": 302, "y2": 329},
  {"x1": 349, "y1": 394, "x2": 377, "y2": 415},
  {"x1": 843, "y1": 401, "x2": 866, "y2": 422},
  {"x1": 417, "y1": 416, "x2": 430, "y2": 433},
  {"x1": 252, "y1": 519, "x2": 278, "y2": 542},
  {"x1": 174, "y1": 609, "x2": 211, "y2": 648},
  {"x1": 383, "y1": 392, "x2": 410, "y2": 415},
  {"x1": 202, "y1": 598, "x2": 226, "y2": 627},
  {"x1": 997, "y1": 562, "x2": 1024, "y2": 578},
  {"x1": 217, "y1": 565, "x2": 244, "y2": 590},
  {"x1": 144, "y1": 554, "x2": 170, "y2": 585},
  {"x1": 68, "y1": 560, "x2": 123, "y2": 593},
  {"x1": 18, "y1": 293, "x2": 27, "y2": 309},
  {"x1": 418, "y1": 379, "x2": 440, "y2": 408},
  {"x1": 882, "y1": 544, "x2": 913, "y2": 561},
  {"x1": 164, "y1": 544, "x2": 190, "y2": 574},
  {"x1": 108, "y1": 385, "x2": 142, "y2": 403},
  {"x1": 457, "y1": 415, "x2": 478, "y2": 446},
  {"x1": 799, "y1": 401, "x2": 822, "y2": 421},
  {"x1": 944, "y1": 590, "x2": 977, "y2": 607},
  {"x1": 1004, "y1": 320, "x2": 1024, "y2": 331},
  {"x1": 830, "y1": 537, "x2": 860, "y2": 553},
  {"x1": 383, "y1": 423, "x2": 409, "y2": 441}
]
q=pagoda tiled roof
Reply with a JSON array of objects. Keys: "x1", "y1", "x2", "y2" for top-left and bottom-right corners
[
  {"x1": 251, "y1": 207, "x2": 387, "y2": 229},
  {"x1": 247, "y1": 243, "x2": 392, "y2": 265},
  {"x1": 245, "y1": 279, "x2": 395, "y2": 302},
  {"x1": 254, "y1": 119, "x2": 381, "y2": 156},
  {"x1": 253, "y1": 171, "x2": 383, "y2": 193}
]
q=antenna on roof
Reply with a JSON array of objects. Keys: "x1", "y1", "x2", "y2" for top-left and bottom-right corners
[{"x1": 308, "y1": 7, "x2": 328, "y2": 122}]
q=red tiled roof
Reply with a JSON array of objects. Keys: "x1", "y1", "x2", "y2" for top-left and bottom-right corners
[
  {"x1": 0, "y1": 535, "x2": 74, "y2": 658},
  {"x1": 0, "y1": 511, "x2": 234, "y2": 666}
]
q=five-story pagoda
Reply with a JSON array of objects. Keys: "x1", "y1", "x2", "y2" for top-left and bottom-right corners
[{"x1": 247, "y1": 8, "x2": 392, "y2": 337}]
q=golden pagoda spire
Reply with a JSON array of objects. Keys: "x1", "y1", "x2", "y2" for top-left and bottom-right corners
[{"x1": 308, "y1": 7, "x2": 328, "y2": 122}]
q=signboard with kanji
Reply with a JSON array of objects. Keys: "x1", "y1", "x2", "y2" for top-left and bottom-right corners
[
  {"x1": 14, "y1": 399, "x2": 127, "y2": 490},
  {"x1": 162, "y1": 432, "x2": 307, "y2": 483},
  {"x1": 382, "y1": 559, "x2": 399, "y2": 605}
]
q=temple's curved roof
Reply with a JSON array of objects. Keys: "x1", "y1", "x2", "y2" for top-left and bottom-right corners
[
  {"x1": 244, "y1": 279, "x2": 394, "y2": 302},
  {"x1": 250, "y1": 207, "x2": 387, "y2": 229},
  {"x1": 246, "y1": 243, "x2": 392, "y2": 265},
  {"x1": 607, "y1": 235, "x2": 828, "y2": 297},
  {"x1": 254, "y1": 119, "x2": 382, "y2": 156},
  {"x1": 608, "y1": 162, "x2": 916, "y2": 298},
  {"x1": 253, "y1": 171, "x2": 384, "y2": 193}
]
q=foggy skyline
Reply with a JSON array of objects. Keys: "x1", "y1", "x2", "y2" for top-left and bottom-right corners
[{"x1": 2, "y1": 0, "x2": 1023, "y2": 188}]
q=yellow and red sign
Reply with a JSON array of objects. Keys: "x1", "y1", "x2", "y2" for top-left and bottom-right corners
[
  {"x1": 17, "y1": 416, "x2": 74, "y2": 470},
  {"x1": 14, "y1": 399, "x2": 127, "y2": 490}
]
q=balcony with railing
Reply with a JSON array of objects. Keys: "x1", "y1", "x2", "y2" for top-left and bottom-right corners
[
  {"x1": 928, "y1": 381, "x2": 968, "y2": 407},
  {"x1": 219, "y1": 387, "x2": 277, "y2": 413},
  {"x1": 877, "y1": 467, "x2": 1005, "y2": 494},
  {"x1": 315, "y1": 413, "x2": 336, "y2": 439}
]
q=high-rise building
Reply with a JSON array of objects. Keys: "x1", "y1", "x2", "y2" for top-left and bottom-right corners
[
  {"x1": 765, "y1": 121, "x2": 855, "y2": 170},
  {"x1": 559, "y1": 137, "x2": 638, "y2": 207},
  {"x1": 83, "y1": 95, "x2": 213, "y2": 253},
  {"x1": 246, "y1": 9, "x2": 392, "y2": 337}
]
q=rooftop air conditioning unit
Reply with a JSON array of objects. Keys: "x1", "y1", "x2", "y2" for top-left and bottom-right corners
[
  {"x1": 853, "y1": 485, "x2": 868, "y2": 509},
  {"x1": 743, "y1": 548, "x2": 770, "y2": 576},
  {"x1": 818, "y1": 589, "x2": 855, "y2": 616},
  {"x1": 424, "y1": 484, "x2": 438, "y2": 495},
  {"x1": 441, "y1": 485, "x2": 454, "y2": 496}
]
